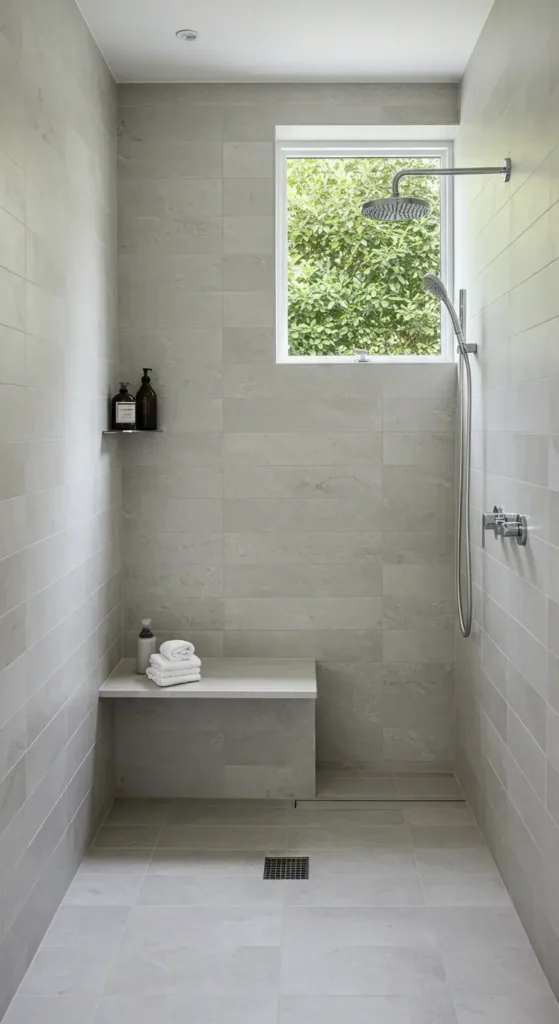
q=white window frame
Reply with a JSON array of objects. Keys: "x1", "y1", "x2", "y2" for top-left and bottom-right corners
[{"x1": 275, "y1": 139, "x2": 454, "y2": 364}]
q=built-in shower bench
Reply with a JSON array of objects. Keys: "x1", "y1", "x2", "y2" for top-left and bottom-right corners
[{"x1": 100, "y1": 658, "x2": 316, "y2": 799}]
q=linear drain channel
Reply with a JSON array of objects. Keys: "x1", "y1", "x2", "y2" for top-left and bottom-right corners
[{"x1": 263, "y1": 856, "x2": 309, "y2": 880}]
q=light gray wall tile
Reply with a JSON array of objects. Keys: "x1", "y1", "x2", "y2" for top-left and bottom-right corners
[
  {"x1": 382, "y1": 397, "x2": 455, "y2": 432},
  {"x1": 223, "y1": 254, "x2": 275, "y2": 291},
  {"x1": 223, "y1": 629, "x2": 383, "y2": 662},
  {"x1": 0, "y1": 0, "x2": 119, "y2": 1016},
  {"x1": 224, "y1": 562, "x2": 382, "y2": 598},
  {"x1": 223, "y1": 178, "x2": 274, "y2": 216},
  {"x1": 456, "y1": 0, "x2": 559, "y2": 1001},
  {"x1": 222, "y1": 290, "x2": 274, "y2": 329},
  {"x1": 222, "y1": 327, "x2": 275, "y2": 364},
  {"x1": 118, "y1": 102, "x2": 225, "y2": 142},
  {"x1": 224, "y1": 532, "x2": 382, "y2": 566},
  {"x1": 118, "y1": 140, "x2": 223, "y2": 180},
  {"x1": 223, "y1": 142, "x2": 273, "y2": 178},
  {"x1": 224, "y1": 498, "x2": 381, "y2": 533},
  {"x1": 223, "y1": 464, "x2": 381, "y2": 500},
  {"x1": 118, "y1": 177, "x2": 222, "y2": 220},
  {"x1": 224, "y1": 597, "x2": 382, "y2": 631},
  {"x1": 224, "y1": 397, "x2": 382, "y2": 433},
  {"x1": 117, "y1": 81, "x2": 457, "y2": 779},
  {"x1": 119, "y1": 214, "x2": 223, "y2": 256},
  {"x1": 223, "y1": 217, "x2": 274, "y2": 254},
  {"x1": 224, "y1": 431, "x2": 382, "y2": 466}
]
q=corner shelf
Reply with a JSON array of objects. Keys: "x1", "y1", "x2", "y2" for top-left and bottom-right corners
[{"x1": 103, "y1": 429, "x2": 164, "y2": 435}]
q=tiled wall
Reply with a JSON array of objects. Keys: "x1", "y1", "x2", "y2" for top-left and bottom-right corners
[
  {"x1": 118, "y1": 82, "x2": 458, "y2": 772},
  {"x1": 455, "y1": 0, "x2": 559, "y2": 997},
  {"x1": 0, "y1": 1, "x2": 119, "y2": 1012}
]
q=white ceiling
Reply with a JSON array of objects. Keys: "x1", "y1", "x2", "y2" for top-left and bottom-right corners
[{"x1": 77, "y1": 0, "x2": 494, "y2": 84}]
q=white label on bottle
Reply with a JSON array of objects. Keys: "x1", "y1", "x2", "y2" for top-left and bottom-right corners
[{"x1": 116, "y1": 403, "x2": 135, "y2": 424}]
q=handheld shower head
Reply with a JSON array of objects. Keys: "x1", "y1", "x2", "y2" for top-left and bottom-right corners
[{"x1": 423, "y1": 273, "x2": 463, "y2": 341}]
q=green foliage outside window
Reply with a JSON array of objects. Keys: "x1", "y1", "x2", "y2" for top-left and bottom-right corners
[{"x1": 287, "y1": 157, "x2": 442, "y2": 356}]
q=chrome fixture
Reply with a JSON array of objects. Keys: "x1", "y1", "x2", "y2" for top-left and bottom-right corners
[
  {"x1": 359, "y1": 158, "x2": 514, "y2": 638},
  {"x1": 176, "y1": 28, "x2": 199, "y2": 41},
  {"x1": 482, "y1": 506, "x2": 528, "y2": 547},
  {"x1": 362, "y1": 159, "x2": 511, "y2": 222},
  {"x1": 423, "y1": 274, "x2": 473, "y2": 638}
]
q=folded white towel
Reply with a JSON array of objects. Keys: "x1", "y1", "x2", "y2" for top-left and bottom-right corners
[
  {"x1": 160, "y1": 639, "x2": 195, "y2": 661},
  {"x1": 148, "y1": 658, "x2": 201, "y2": 680},
  {"x1": 150, "y1": 652, "x2": 201, "y2": 672},
  {"x1": 146, "y1": 667, "x2": 201, "y2": 688}
]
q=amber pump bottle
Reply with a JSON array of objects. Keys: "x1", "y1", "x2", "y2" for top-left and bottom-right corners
[
  {"x1": 111, "y1": 382, "x2": 136, "y2": 430},
  {"x1": 135, "y1": 368, "x2": 157, "y2": 431}
]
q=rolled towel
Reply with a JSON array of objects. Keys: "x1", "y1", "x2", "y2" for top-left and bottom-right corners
[
  {"x1": 150, "y1": 652, "x2": 201, "y2": 672},
  {"x1": 160, "y1": 639, "x2": 195, "y2": 661},
  {"x1": 146, "y1": 667, "x2": 201, "y2": 688}
]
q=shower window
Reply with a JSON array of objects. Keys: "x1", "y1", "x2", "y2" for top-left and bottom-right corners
[{"x1": 276, "y1": 140, "x2": 453, "y2": 362}]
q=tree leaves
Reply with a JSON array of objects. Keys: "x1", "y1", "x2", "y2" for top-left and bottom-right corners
[{"x1": 287, "y1": 157, "x2": 442, "y2": 357}]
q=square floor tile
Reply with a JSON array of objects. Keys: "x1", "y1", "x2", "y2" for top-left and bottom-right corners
[
  {"x1": 137, "y1": 873, "x2": 285, "y2": 907},
  {"x1": 316, "y1": 775, "x2": 399, "y2": 799},
  {"x1": 395, "y1": 776, "x2": 463, "y2": 800},
  {"x1": 442, "y1": 946, "x2": 552, "y2": 999},
  {"x1": 279, "y1": 995, "x2": 458, "y2": 1023},
  {"x1": 403, "y1": 805, "x2": 475, "y2": 826},
  {"x1": 166, "y1": 800, "x2": 289, "y2": 826},
  {"x1": 43, "y1": 907, "x2": 130, "y2": 950},
  {"x1": 428, "y1": 907, "x2": 530, "y2": 949},
  {"x1": 104, "y1": 800, "x2": 171, "y2": 827},
  {"x1": 147, "y1": 848, "x2": 283, "y2": 876},
  {"x1": 105, "y1": 945, "x2": 280, "y2": 997},
  {"x1": 3, "y1": 995, "x2": 97, "y2": 1024},
  {"x1": 157, "y1": 825, "x2": 287, "y2": 849},
  {"x1": 93, "y1": 993, "x2": 278, "y2": 1024},
  {"x1": 63, "y1": 874, "x2": 144, "y2": 907},
  {"x1": 20, "y1": 946, "x2": 114, "y2": 996},
  {"x1": 119, "y1": 905, "x2": 282, "y2": 950},
  {"x1": 76, "y1": 850, "x2": 151, "y2": 875},
  {"x1": 282, "y1": 907, "x2": 437, "y2": 948},
  {"x1": 453, "y1": 993, "x2": 559, "y2": 1024},
  {"x1": 280, "y1": 945, "x2": 448, "y2": 996},
  {"x1": 91, "y1": 826, "x2": 161, "y2": 849}
]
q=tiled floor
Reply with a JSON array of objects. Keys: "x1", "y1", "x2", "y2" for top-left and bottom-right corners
[
  {"x1": 316, "y1": 771, "x2": 465, "y2": 801},
  {"x1": 4, "y1": 799, "x2": 559, "y2": 1024}
]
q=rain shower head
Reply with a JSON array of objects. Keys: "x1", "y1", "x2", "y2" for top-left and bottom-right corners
[
  {"x1": 423, "y1": 273, "x2": 463, "y2": 340},
  {"x1": 362, "y1": 195, "x2": 431, "y2": 222},
  {"x1": 361, "y1": 158, "x2": 511, "y2": 223}
]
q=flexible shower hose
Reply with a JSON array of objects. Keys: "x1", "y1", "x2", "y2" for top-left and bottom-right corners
[{"x1": 456, "y1": 342, "x2": 473, "y2": 638}]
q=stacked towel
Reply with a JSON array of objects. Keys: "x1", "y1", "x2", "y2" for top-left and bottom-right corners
[
  {"x1": 160, "y1": 639, "x2": 195, "y2": 661},
  {"x1": 146, "y1": 640, "x2": 202, "y2": 688},
  {"x1": 150, "y1": 652, "x2": 201, "y2": 672}
]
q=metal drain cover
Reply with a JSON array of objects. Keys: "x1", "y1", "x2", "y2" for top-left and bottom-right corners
[{"x1": 263, "y1": 856, "x2": 309, "y2": 880}]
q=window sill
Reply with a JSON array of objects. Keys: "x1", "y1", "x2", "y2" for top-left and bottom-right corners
[{"x1": 277, "y1": 354, "x2": 452, "y2": 365}]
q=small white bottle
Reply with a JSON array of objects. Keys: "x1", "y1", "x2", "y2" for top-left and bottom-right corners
[{"x1": 137, "y1": 618, "x2": 157, "y2": 674}]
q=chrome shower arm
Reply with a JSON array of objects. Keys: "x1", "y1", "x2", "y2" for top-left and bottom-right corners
[{"x1": 391, "y1": 159, "x2": 511, "y2": 196}]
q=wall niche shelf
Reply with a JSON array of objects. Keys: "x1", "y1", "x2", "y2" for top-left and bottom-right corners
[{"x1": 103, "y1": 429, "x2": 164, "y2": 435}]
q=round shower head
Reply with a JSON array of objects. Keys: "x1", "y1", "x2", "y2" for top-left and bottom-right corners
[{"x1": 362, "y1": 195, "x2": 432, "y2": 222}]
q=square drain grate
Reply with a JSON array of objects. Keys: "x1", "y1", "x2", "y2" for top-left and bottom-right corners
[{"x1": 263, "y1": 856, "x2": 309, "y2": 880}]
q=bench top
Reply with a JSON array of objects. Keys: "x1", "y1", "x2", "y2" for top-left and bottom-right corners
[{"x1": 100, "y1": 658, "x2": 317, "y2": 700}]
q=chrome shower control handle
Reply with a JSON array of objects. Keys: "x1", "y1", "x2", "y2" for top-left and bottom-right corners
[
  {"x1": 482, "y1": 505, "x2": 502, "y2": 544},
  {"x1": 482, "y1": 506, "x2": 527, "y2": 546}
]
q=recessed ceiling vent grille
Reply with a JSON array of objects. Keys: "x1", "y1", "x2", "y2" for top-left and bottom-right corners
[{"x1": 263, "y1": 856, "x2": 309, "y2": 880}]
